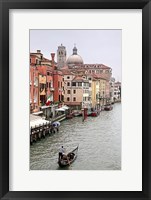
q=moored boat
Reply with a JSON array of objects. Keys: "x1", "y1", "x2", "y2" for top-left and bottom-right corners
[
  {"x1": 91, "y1": 111, "x2": 98, "y2": 117},
  {"x1": 91, "y1": 109, "x2": 100, "y2": 117},
  {"x1": 58, "y1": 146, "x2": 78, "y2": 167},
  {"x1": 104, "y1": 105, "x2": 113, "y2": 111},
  {"x1": 73, "y1": 111, "x2": 82, "y2": 117}
]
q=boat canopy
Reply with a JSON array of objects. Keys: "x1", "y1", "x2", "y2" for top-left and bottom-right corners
[
  {"x1": 32, "y1": 111, "x2": 43, "y2": 116},
  {"x1": 41, "y1": 105, "x2": 51, "y2": 109},
  {"x1": 55, "y1": 108, "x2": 65, "y2": 111},
  {"x1": 62, "y1": 105, "x2": 69, "y2": 110}
]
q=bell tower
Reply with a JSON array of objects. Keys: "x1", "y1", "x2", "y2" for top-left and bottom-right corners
[{"x1": 57, "y1": 44, "x2": 67, "y2": 69}]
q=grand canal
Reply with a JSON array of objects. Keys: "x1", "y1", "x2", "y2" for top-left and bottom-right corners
[{"x1": 30, "y1": 103, "x2": 121, "y2": 170}]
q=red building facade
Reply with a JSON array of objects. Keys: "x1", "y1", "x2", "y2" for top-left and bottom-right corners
[{"x1": 30, "y1": 51, "x2": 64, "y2": 113}]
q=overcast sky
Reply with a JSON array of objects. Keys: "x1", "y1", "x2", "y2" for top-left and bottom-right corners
[{"x1": 30, "y1": 30, "x2": 121, "y2": 81}]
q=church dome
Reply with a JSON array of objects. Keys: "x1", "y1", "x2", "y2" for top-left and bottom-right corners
[
  {"x1": 67, "y1": 54, "x2": 84, "y2": 65},
  {"x1": 66, "y1": 45, "x2": 84, "y2": 66}
]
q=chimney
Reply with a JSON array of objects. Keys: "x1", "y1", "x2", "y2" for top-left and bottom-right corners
[
  {"x1": 37, "y1": 50, "x2": 41, "y2": 53},
  {"x1": 51, "y1": 53, "x2": 55, "y2": 71}
]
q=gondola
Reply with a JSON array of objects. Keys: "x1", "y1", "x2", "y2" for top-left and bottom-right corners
[{"x1": 58, "y1": 146, "x2": 78, "y2": 167}]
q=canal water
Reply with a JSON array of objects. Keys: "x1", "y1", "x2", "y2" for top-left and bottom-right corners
[{"x1": 30, "y1": 103, "x2": 121, "y2": 170}]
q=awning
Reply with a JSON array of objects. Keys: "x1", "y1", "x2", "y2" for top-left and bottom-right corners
[
  {"x1": 41, "y1": 105, "x2": 51, "y2": 109},
  {"x1": 32, "y1": 111, "x2": 43, "y2": 116},
  {"x1": 65, "y1": 102, "x2": 81, "y2": 106},
  {"x1": 62, "y1": 105, "x2": 69, "y2": 110},
  {"x1": 55, "y1": 108, "x2": 65, "y2": 111}
]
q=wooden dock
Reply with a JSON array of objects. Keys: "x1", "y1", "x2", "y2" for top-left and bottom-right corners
[{"x1": 30, "y1": 114, "x2": 66, "y2": 145}]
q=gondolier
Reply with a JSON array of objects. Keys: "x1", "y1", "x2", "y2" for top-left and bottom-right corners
[{"x1": 59, "y1": 146, "x2": 65, "y2": 160}]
